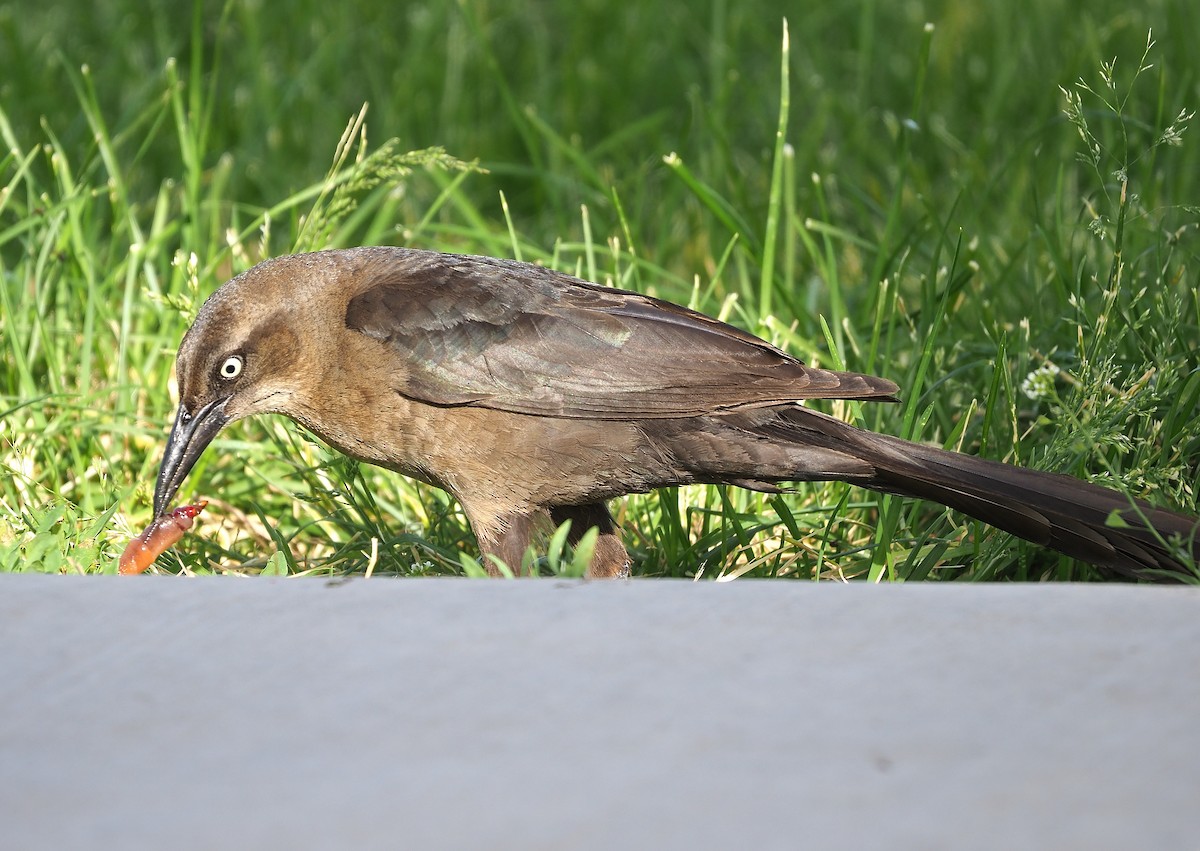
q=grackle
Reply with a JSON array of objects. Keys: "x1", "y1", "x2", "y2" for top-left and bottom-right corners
[{"x1": 151, "y1": 247, "x2": 1198, "y2": 578}]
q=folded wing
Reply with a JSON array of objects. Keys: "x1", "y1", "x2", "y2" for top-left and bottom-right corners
[{"x1": 344, "y1": 251, "x2": 898, "y2": 419}]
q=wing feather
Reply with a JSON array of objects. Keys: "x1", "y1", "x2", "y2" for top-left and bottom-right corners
[{"x1": 344, "y1": 250, "x2": 898, "y2": 418}]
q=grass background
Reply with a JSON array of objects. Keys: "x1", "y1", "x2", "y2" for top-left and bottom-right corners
[{"x1": 1, "y1": 0, "x2": 1197, "y2": 579}]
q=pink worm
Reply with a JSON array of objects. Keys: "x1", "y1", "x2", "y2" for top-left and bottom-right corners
[{"x1": 118, "y1": 501, "x2": 208, "y2": 574}]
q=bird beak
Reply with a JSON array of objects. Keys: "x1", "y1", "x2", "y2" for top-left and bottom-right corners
[{"x1": 152, "y1": 397, "x2": 231, "y2": 516}]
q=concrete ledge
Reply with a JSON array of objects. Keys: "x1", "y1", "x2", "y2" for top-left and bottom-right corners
[{"x1": 2, "y1": 576, "x2": 1197, "y2": 849}]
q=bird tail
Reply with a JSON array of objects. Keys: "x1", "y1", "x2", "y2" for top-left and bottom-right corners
[{"x1": 754, "y1": 407, "x2": 1200, "y2": 579}]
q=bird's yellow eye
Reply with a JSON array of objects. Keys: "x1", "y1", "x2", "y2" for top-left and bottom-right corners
[{"x1": 219, "y1": 355, "x2": 244, "y2": 380}]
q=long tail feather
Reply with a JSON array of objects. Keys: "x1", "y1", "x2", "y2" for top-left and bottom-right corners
[{"x1": 766, "y1": 408, "x2": 1200, "y2": 578}]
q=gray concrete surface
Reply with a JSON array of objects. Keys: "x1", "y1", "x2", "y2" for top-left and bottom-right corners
[{"x1": 1, "y1": 575, "x2": 1197, "y2": 850}]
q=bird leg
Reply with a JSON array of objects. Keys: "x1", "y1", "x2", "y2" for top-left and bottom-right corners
[
  {"x1": 475, "y1": 511, "x2": 542, "y2": 577},
  {"x1": 550, "y1": 503, "x2": 631, "y2": 579},
  {"x1": 471, "y1": 502, "x2": 630, "y2": 578}
]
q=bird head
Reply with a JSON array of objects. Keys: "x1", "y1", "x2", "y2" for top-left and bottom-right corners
[{"x1": 151, "y1": 253, "x2": 338, "y2": 516}]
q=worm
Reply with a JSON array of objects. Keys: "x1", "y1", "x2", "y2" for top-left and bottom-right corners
[{"x1": 118, "y1": 501, "x2": 208, "y2": 574}]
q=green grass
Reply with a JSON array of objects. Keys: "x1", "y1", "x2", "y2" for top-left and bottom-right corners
[{"x1": 1, "y1": 0, "x2": 1197, "y2": 579}]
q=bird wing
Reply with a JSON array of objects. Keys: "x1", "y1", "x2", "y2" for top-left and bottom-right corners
[{"x1": 344, "y1": 251, "x2": 898, "y2": 419}]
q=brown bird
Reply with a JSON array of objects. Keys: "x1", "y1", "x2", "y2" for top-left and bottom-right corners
[{"x1": 151, "y1": 247, "x2": 1198, "y2": 579}]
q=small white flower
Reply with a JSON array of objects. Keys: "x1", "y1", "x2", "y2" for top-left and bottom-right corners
[{"x1": 1021, "y1": 362, "x2": 1062, "y2": 401}]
